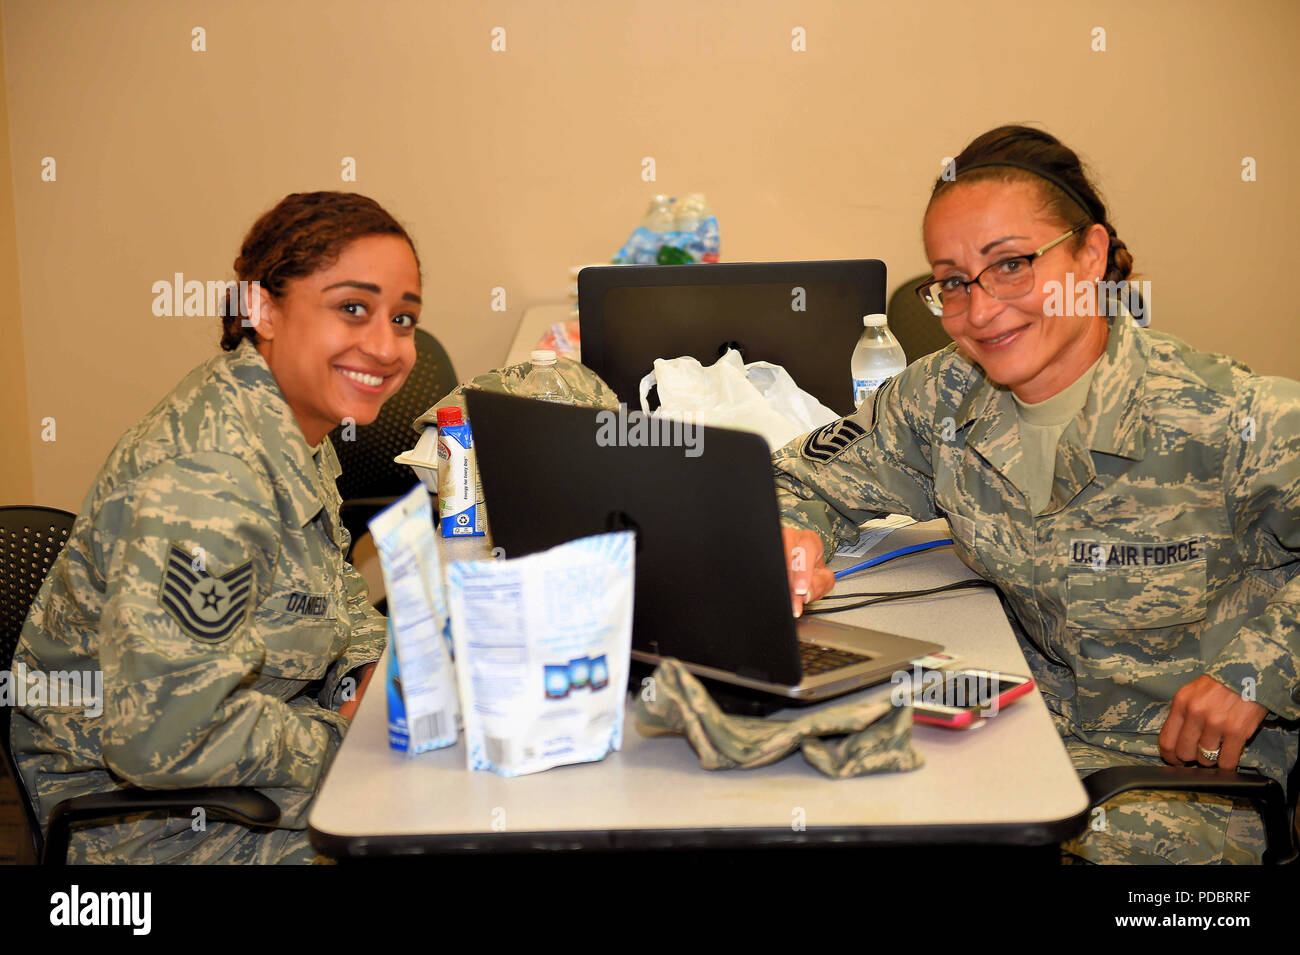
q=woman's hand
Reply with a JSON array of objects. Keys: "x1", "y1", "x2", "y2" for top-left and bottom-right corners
[
  {"x1": 337, "y1": 662, "x2": 378, "y2": 722},
  {"x1": 781, "y1": 527, "x2": 835, "y2": 618},
  {"x1": 1157, "y1": 674, "x2": 1268, "y2": 770}
]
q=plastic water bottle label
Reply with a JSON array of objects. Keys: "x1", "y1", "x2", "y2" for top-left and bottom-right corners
[
  {"x1": 853, "y1": 376, "x2": 891, "y2": 408},
  {"x1": 615, "y1": 226, "x2": 662, "y2": 265}
]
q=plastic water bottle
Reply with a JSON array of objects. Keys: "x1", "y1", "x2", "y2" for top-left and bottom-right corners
[
  {"x1": 850, "y1": 313, "x2": 906, "y2": 408},
  {"x1": 519, "y1": 349, "x2": 575, "y2": 404},
  {"x1": 614, "y1": 195, "x2": 676, "y2": 264},
  {"x1": 678, "y1": 192, "x2": 719, "y2": 263},
  {"x1": 657, "y1": 193, "x2": 721, "y2": 264}
]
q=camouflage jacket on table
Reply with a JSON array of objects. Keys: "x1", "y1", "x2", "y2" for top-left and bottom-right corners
[
  {"x1": 636, "y1": 659, "x2": 923, "y2": 778},
  {"x1": 410, "y1": 356, "x2": 621, "y2": 432},
  {"x1": 773, "y1": 314, "x2": 1300, "y2": 785},
  {"x1": 10, "y1": 340, "x2": 386, "y2": 861}
]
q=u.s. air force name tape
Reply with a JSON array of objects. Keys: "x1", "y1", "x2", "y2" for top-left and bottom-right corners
[
  {"x1": 158, "y1": 544, "x2": 253, "y2": 643},
  {"x1": 802, "y1": 418, "x2": 868, "y2": 462}
]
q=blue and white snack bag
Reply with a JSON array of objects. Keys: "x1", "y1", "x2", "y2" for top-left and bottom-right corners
[
  {"x1": 383, "y1": 619, "x2": 409, "y2": 751},
  {"x1": 368, "y1": 486, "x2": 460, "y2": 753},
  {"x1": 446, "y1": 531, "x2": 635, "y2": 776}
]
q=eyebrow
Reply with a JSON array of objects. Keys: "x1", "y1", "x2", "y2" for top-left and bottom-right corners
[
  {"x1": 322, "y1": 280, "x2": 422, "y2": 304},
  {"x1": 931, "y1": 235, "x2": 1031, "y2": 267}
]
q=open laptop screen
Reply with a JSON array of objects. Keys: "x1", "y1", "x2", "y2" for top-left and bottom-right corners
[{"x1": 464, "y1": 388, "x2": 804, "y2": 685}]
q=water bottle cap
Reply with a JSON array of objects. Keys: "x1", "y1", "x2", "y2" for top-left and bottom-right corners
[
  {"x1": 530, "y1": 349, "x2": 558, "y2": 365},
  {"x1": 863, "y1": 313, "x2": 888, "y2": 327},
  {"x1": 436, "y1": 407, "x2": 463, "y2": 427}
]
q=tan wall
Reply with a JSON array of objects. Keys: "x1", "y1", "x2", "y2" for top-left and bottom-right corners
[
  {"x1": 0, "y1": 5, "x2": 32, "y2": 505},
  {"x1": 4, "y1": 0, "x2": 1298, "y2": 511}
]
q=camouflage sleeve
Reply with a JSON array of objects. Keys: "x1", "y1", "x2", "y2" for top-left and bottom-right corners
[
  {"x1": 319, "y1": 562, "x2": 387, "y2": 708},
  {"x1": 772, "y1": 364, "x2": 942, "y2": 563},
  {"x1": 95, "y1": 452, "x2": 349, "y2": 795},
  {"x1": 1213, "y1": 374, "x2": 1300, "y2": 720},
  {"x1": 411, "y1": 357, "x2": 621, "y2": 433}
]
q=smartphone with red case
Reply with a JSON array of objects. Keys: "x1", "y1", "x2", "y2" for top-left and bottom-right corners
[{"x1": 907, "y1": 668, "x2": 1035, "y2": 728}]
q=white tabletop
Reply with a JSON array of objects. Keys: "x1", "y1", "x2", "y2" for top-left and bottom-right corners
[{"x1": 309, "y1": 520, "x2": 1088, "y2": 856}]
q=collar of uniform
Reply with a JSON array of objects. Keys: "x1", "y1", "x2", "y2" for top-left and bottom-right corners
[
  {"x1": 314, "y1": 434, "x2": 346, "y2": 547},
  {"x1": 1077, "y1": 307, "x2": 1148, "y2": 461},
  {"x1": 228, "y1": 340, "x2": 330, "y2": 529},
  {"x1": 960, "y1": 380, "x2": 1024, "y2": 491},
  {"x1": 953, "y1": 308, "x2": 1148, "y2": 483},
  {"x1": 318, "y1": 434, "x2": 343, "y2": 484}
]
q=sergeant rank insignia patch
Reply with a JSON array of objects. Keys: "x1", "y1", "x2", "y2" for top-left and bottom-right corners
[
  {"x1": 802, "y1": 418, "x2": 868, "y2": 462},
  {"x1": 159, "y1": 544, "x2": 253, "y2": 643}
]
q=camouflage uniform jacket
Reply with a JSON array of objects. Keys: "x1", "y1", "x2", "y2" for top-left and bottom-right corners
[
  {"x1": 774, "y1": 315, "x2": 1300, "y2": 784},
  {"x1": 11, "y1": 340, "x2": 386, "y2": 861}
]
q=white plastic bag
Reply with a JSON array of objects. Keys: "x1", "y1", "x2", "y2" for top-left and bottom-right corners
[{"x1": 638, "y1": 348, "x2": 838, "y2": 450}]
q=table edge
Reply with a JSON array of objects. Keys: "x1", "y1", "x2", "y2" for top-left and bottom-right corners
[{"x1": 308, "y1": 809, "x2": 1091, "y2": 859}]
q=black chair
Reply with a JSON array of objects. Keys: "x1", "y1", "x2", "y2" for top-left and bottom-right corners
[
  {"x1": 0, "y1": 506, "x2": 73, "y2": 862},
  {"x1": 1083, "y1": 754, "x2": 1298, "y2": 865},
  {"x1": 886, "y1": 274, "x2": 953, "y2": 365},
  {"x1": 330, "y1": 327, "x2": 458, "y2": 561},
  {"x1": 0, "y1": 505, "x2": 278, "y2": 864}
]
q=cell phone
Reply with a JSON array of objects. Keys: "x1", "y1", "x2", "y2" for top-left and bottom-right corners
[{"x1": 904, "y1": 668, "x2": 1035, "y2": 728}]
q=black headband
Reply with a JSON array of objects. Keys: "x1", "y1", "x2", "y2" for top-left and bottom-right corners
[{"x1": 954, "y1": 160, "x2": 1096, "y2": 223}]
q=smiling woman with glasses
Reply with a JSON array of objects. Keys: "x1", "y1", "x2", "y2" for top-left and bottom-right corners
[{"x1": 772, "y1": 125, "x2": 1300, "y2": 865}]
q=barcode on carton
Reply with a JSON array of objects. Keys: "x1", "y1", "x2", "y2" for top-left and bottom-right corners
[{"x1": 413, "y1": 711, "x2": 445, "y2": 742}]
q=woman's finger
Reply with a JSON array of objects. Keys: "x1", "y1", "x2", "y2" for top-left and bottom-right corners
[
  {"x1": 782, "y1": 528, "x2": 836, "y2": 618},
  {"x1": 1157, "y1": 702, "x2": 1185, "y2": 765},
  {"x1": 1174, "y1": 706, "x2": 1206, "y2": 763},
  {"x1": 1195, "y1": 723, "x2": 1225, "y2": 767},
  {"x1": 810, "y1": 566, "x2": 836, "y2": 604}
]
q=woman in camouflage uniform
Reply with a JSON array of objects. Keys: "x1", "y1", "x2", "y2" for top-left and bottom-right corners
[
  {"x1": 777, "y1": 127, "x2": 1299, "y2": 864},
  {"x1": 12, "y1": 192, "x2": 421, "y2": 862}
]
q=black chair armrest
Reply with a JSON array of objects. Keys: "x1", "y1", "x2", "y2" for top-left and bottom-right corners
[
  {"x1": 1083, "y1": 765, "x2": 1295, "y2": 865},
  {"x1": 44, "y1": 787, "x2": 281, "y2": 864},
  {"x1": 340, "y1": 496, "x2": 401, "y2": 516}
]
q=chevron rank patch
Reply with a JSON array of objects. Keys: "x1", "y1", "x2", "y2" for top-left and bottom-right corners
[
  {"x1": 158, "y1": 544, "x2": 253, "y2": 644},
  {"x1": 802, "y1": 418, "x2": 868, "y2": 462}
]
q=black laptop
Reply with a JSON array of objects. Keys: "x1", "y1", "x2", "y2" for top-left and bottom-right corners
[
  {"x1": 464, "y1": 389, "x2": 941, "y2": 702},
  {"x1": 578, "y1": 259, "x2": 887, "y2": 417}
]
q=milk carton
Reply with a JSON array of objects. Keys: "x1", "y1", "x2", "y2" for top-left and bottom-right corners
[{"x1": 434, "y1": 407, "x2": 485, "y2": 537}]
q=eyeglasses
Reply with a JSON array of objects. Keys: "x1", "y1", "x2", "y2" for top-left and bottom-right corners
[{"x1": 915, "y1": 226, "x2": 1085, "y2": 318}]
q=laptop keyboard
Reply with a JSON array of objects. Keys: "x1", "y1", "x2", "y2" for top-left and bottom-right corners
[{"x1": 799, "y1": 642, "x2": 874, "y2": 676}]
